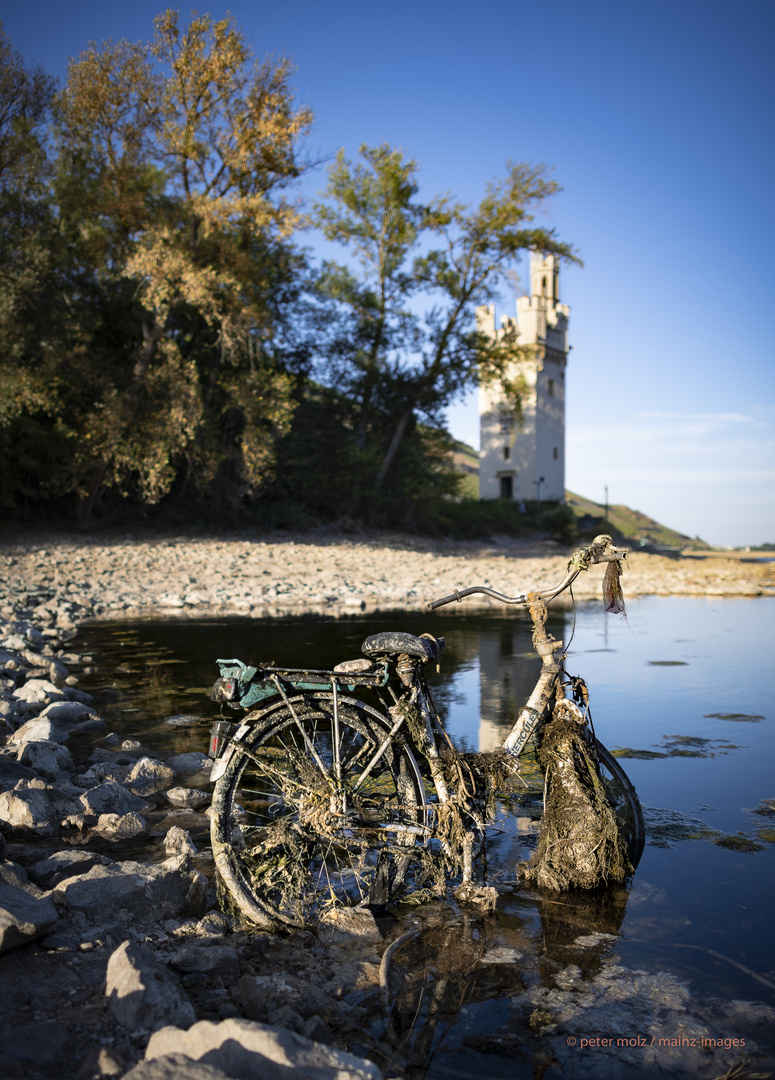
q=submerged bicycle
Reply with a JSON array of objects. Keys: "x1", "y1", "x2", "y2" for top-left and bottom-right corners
[{"x1": 206, "y1": 535, "x2": 645, "y2": 929}]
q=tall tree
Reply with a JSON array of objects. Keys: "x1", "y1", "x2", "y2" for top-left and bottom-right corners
[
  {"x1": 313, "y1": 148, "x2": 579, "y2": 502},
  {"x1": 314, "y1": 145, "x2": 424, "y2": 452},
  {"x1": 50, "y1": 9, "x2": 312, "y2": 517}
]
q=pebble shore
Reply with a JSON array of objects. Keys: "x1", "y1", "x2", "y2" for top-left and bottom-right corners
[{"x1": 1, "y1": 530, "x2": 772, "y2": 627}]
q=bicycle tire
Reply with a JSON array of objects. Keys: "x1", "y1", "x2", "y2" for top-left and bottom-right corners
[
  {"x1": 211, "y1": 692, "x2": 429, "y2": 929},
  {"x1": 594, "y1": 740, "x2": 646, "y2": 869}
]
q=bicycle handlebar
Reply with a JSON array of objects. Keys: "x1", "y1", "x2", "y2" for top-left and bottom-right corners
[{"x1": 427, "y1": 535, "x2": 628, "y2": 611}]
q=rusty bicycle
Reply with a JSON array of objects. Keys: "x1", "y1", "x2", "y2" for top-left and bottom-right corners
[{"x1": 206, "y1": 535, "x2": 644, "y2": 928}]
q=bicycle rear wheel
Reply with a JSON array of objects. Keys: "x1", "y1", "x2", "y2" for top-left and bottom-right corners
[
  {"x1": 211, "y1": 692, "x2": 429, "y2": 928},
  {"x1": 594, "y1": 740, "x2": 645, "y2": 869}
]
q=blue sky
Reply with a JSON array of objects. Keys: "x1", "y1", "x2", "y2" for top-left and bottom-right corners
[{"x1": 4, "y1": 0, "x2": 773, "y2": 546}]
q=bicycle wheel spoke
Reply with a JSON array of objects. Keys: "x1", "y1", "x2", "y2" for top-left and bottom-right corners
[{"x1": 211, "y1": 692, "x2": 429, "y2": 927}]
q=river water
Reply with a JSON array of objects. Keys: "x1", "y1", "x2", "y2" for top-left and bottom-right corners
[{"x1": 72, "y1": 596, "x2": 775, "y2": 1078}]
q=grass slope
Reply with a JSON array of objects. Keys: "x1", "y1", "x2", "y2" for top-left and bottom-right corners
[{"x1": 565, "y1": 491, "x2": 708, "y2": 550}]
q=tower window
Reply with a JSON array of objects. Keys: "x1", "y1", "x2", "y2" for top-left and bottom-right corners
[
  {"x1": 503, "y1": 446, "x2": 511, "y2": 461},
  {"x1": 548, "y1": 379, "x2": 555, "y2": 397},
  {"x1": 553, "y1": 447, "x2": 559, "y2": 460}
]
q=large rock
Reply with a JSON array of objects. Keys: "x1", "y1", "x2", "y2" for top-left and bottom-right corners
[
  {"x1": 0, "y1": 697, "x2": 18, "y2": 727},
  {"x1": 317, "y1": 907, "x2": 382, "y2": 945},
  {"x1": 8, "y1": 716, "x2": 69, "y2": 747},
  {"x1": 167, "y1": 787, "x2": 211, "y2": 809},
  {"x1": 0, "y1": 880, "x2": 59, "y2": 954},
  {"x1": 27, "y1": 849, "x2": 113, "y2": 889},
  {"x1": 12, "y1": 678, "x2": 64, "y2": 704},
  {"x1": 39, "y1": 699, "x2": 101, "y2": 726},
  {"x1": 76, "y1": 761, "x2": 131, "y2": 788},
  {"x1": 145, "y1": 1018, "x2": 382, "y2": 1080},
  {"x1": 106, "y1": 940, "x2": 195, "y2": 1032},
  {"x1": 17, "y1": 740, "x2": 74, "y2": 779},
  {"x1": 93, "y1": 812, "x2": 147, "y2": 839},
  {"x1": 236, "y1": 974, "x2": 330, "y2": 1024},
  {"x1": 78, "y1": 781, "x2": 150, "y2": 818},
  {"x1": 122, "y1": 1055, "x2": 234, "y2": 1080},
  {"x1": 126, "y1": 757, "x2": 177, "y2": 797},
  {"x1": 0, "y1": 785, "x2": 57, "y2": 836},
  {"x1": 167, "y1": 753, "x2": 213, "y2": 776},
  {"x1": 53, "y1": 856, "x2": 202, "y2": 919},
  {"x1": 164, "y1": 826, "x2": 197, "y2": 856}
]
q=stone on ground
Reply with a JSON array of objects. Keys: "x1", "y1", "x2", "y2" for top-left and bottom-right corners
[
  {"x1": 145, "y1": 1017, "x2": 383, "y2": 1080},
  {"x1": 106, "y1": 940, "x2": 195, "y2": 1032}
]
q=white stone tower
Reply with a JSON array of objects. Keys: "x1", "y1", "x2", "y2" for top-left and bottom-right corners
[{"x1": 477, "y1": 252, "x2": 570, "y2": 504}]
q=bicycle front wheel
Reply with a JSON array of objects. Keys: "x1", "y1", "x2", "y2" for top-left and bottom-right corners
[
  {"x1": 595, "y1": 740, "x2": 645, "y2": 869},
  {"x1": 211, "y1": 692, "x2": 429, "y2": 929}
]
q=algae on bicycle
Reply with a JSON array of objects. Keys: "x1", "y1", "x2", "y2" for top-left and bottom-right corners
[{"x1": 206, "y1": 535, "x2": 644, "y2": 928}]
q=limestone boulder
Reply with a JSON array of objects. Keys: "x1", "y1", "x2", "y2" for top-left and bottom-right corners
[
  {"x1": 235, "y1": 973, "x2": 329, "y2": 1023},
  {"x1": 317, "y1": 907, "x2": 382, "y2": 945},
  {"x1": 145, "y1": 1018, "x2": 382, "y2": 1080},
  {"x1": 121, "y1": 1056, "x2": 234, "y2": 1080},
  {"x1": 78, "y1": 781, "x2": 150, "y2": 819},
  {"x1": 76, "y1": 760, "x2": 131, "y2": 786},
  {"x1": 27, "y1": 849, "x2": 113, "y2": 889},
  {"x1": 93, "y1": 811, "x2": 147, "y2": 840},
  {"x1": 126, "y1": 757, "x2": 177, "y2": 797},
  {"x1": 17, "y1": 739, "x2": 74, "y2": 779},
  {"x1": 0, "y1": 785, "x2": 57, "y2": 836},
  {"x1": 168, "y1": 943, "x2": 241, "y2": 982},
  {"x1": 167, "y1": 753, "x2": 213, "y2": 776},
  {"x1": 0, "y1": 758, "x2": 37, "y2": 791},
  {"x1": 106, "y1": 940, "x2": 195, "y2": 1032},
  {"x1": 39, "y1": 699, "x2": 102, "y2": 727},
  {"x1": 0, "y1": 880, "x2": 59, "y2": 954},
  {"x1": 8, "y1": 716, "x2": 69, "y2": 747},
  {"x1": 164, "y1": 826, "x2": 197, "y2": 856},
  {"x1": 53, "y1": 856, "x2": 202, "y2": 920},
  {"x1": 12, "y1": 678, "x2": 64, "y2": 704},
  {"x1": 167, "y1": 787, "x2": 211, "y2": 809}
]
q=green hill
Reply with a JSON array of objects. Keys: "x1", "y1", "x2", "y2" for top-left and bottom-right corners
[{"x1": 565, "y1": 492, "x2": 709, "y2": 550}]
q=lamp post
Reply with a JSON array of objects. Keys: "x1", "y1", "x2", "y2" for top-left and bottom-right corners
[{"x1": 534, "y1": 476, "x2": 545, "y2": 519}]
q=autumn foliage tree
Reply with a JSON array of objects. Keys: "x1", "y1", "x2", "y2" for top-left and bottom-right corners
[{"x1": 1, "y1": 12, "x2": 312, "y2": 519}]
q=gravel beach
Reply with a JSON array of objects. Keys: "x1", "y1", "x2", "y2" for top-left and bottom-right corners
[{"x1": 1, "y1": 530, "x2": 772, "y2": 626}]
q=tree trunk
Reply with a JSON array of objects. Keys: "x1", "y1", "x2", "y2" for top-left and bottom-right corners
[{"x1": 373, "y1": 405, "x2": 413, "y2": 492}]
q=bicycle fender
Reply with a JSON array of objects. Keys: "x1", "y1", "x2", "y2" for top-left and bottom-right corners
[{"x1": 209, "y1": 720, "x2": 252, "y2": 783}]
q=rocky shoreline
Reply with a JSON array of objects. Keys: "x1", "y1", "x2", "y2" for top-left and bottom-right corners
[{"x1": 0, "y1": 529, "x2": 772, "y2": 1080}]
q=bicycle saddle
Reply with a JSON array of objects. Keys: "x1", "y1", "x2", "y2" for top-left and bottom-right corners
[{"x1": 361, "y1": 631, "x2": 445, "y2": 661}]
